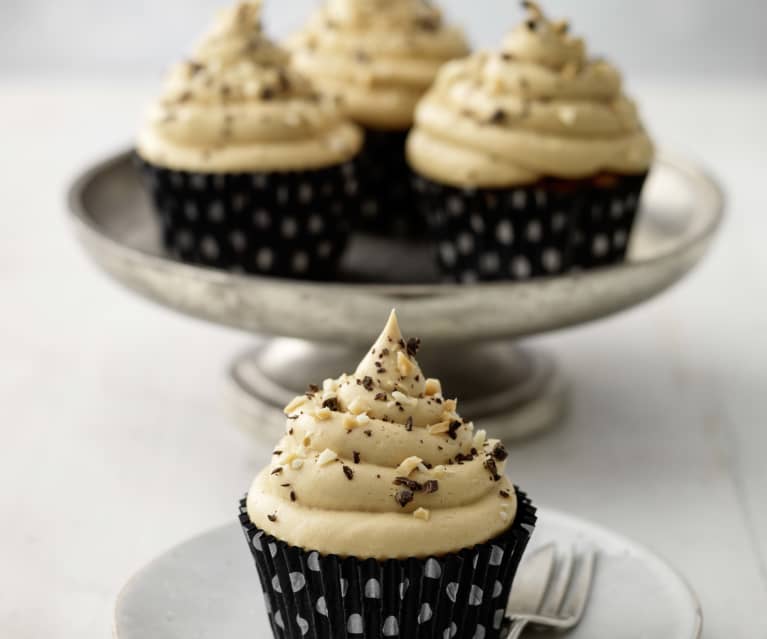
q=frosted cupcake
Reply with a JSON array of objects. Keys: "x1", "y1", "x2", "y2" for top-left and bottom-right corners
[
  {"x1": 288, "y1": 0, "x2": 468, "y2": 235},
  {"x1": 240, "y1": 311, "x2": 536, "y2": 639},
  {"x1": 136, "y1": 1, "x2": 363, "y2": 278},
  {"x1": 408, "y1": 1, "x2": 654, "y2": 281}
]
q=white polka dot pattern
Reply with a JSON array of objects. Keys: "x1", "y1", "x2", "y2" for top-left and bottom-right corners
[
  {"x1": 417, "y1": 173, "x2": 646, "y2": 281},
  {"x1": 238, "y1": 491, "x2": 537, "y2": 639},
  {"x1": 137, "y1": 155, "x2": 357, "y2": 279}
]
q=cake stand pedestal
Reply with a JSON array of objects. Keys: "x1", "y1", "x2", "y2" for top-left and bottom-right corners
[{"x1": 68, "y1": 149, "x2": 723, "y2": 441}]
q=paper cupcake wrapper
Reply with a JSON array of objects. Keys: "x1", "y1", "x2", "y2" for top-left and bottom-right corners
[
  {"x1": 239, "y1": 489, "x2": 536, "y2": 639},
  {"x1": 134, "y1": 154, "x2": 359, "y2": 280},
  {"x1": 412, "y1": 172, "x2": 648, "y2": 282},
  {"x1": 570, "y1": 173, "x2": 646, "y2": 269},
  {"x1": 354, "y1": 129, "x2": 424, "y2": 237}
]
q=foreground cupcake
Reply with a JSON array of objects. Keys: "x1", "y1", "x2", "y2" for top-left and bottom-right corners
[
  {"x1": 240, "y1": 310, "x2": 535, "y2": 639},
  {"x1": 288, "y1": 0, "x2": 469, "y2": 235},
  {"x1": 136, "y1": 1, "x2": 363, "y2": 278},
  {"x1": 408, "y1": 1, "x2": 654, "y2": 281}
]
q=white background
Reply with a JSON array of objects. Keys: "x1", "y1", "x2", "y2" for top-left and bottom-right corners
[
  {"x1": 2, "y1": 0, "x2": 766, "y2": 80},
  {"x1": 1, "y1": 2, "x2": 767, "y2": 639}
]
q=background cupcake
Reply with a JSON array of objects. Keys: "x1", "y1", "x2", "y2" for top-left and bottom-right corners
[
  {"x1": 408, "y1": 1, "x2": 654, "y2": 282},
  {"x1": 136, "y1": 1, "x2": 363, "y2": 279},
  {"x1": 241, "y1": 311, "x2": 536, "y2": 639},
  {"x1": 288, "y1": 0, "x2": 468, "y2": 235}
]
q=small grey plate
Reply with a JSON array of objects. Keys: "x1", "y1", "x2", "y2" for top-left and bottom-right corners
[{"x1": 115, "y1": 509, "x2": 701, "y2": 639}]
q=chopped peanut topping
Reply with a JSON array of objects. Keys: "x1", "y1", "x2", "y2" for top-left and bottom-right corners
[
  {"x1": 413, "y1": 508, "x2": 431, "y2": 521},
  {"x1": 317, "y1": 449, "x2": 338, "y2": 466},
  {"x1": 397, "y1": 351, "x2": 413, "y2": 376},
  {"x1": 348, "y1": 397, "x2": 368, "y2": 415},
  {"x1": 396, "y1": 456, "x2": 423, "y2": 477},
  {"x1": 284, "y1": 396, "x2": 306, "y2": 415},
  {"x1": 424, "y1": 378, "x2": 441, "y2": 396},
  {"x1": 428, "y1": 421, "x2": 451, "y2": 435}
]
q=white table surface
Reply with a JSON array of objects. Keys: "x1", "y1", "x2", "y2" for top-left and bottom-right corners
[{"x1": 1, "y1": 77, "x2": 766, "y2": 639}]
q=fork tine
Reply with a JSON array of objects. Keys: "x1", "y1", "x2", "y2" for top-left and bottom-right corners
[
  {"x1": 561, "y1": 549, "x2": 597, "y2": 623},
  {"x1": 538, "y1": 545, "x2": 574, "y2": 617}
]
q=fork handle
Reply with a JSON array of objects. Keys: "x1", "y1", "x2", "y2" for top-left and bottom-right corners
[{"x1": 505, "y1": 618, "x2": 529, "y2": 639}]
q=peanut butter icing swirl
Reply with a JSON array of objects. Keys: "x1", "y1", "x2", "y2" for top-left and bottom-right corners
[
  {"x1": 137, "y1": 1, "x2": 362, "y2": 172},
  {"x1": 407, "y1": 1, "x2": 654, "y2": 187},
  {"x1": 247, "y1": 311, "x2": 517, "y2": 559},
  {"x1": 288, "y1": 0, "x2": 469, "y2": 130}
]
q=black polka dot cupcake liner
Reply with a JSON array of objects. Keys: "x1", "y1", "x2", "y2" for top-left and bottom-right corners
[
  {"x1": 238, "y1": 489, "x2": 536, "y2": 639},
  {"x1": 134, "y1": 154, "x2": 360, "y2": 280},
  {"x1": 412, "y1": 173, "x2": 647, "y2": 282},
  {"x1": 570, "y1": 173, "x2": 647, "y2": 270},
  {"x1": 354, "y1": 129, "x2": 424, "y2": 237}
]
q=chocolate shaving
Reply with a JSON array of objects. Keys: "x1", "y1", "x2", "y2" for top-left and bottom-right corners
[
  {"x1": 500, "y1": 490, "x2": 511, "y2": 499},
  {"x1": 492, "y1": 443, "x2": 509, "y2": 461},
  {"x1": 342, "y1": 465, "x2": 354, "y2": 480},
  {"x1": 381, "y1": 348, "x2": 390, "y2": 356},
  {"x1": 353, "y1": 451, "x2": 361, "y2": 464},
  {"x1": 423, "y1": 480, "x2": 439, "y2": 494},
  {"x1": 364, "y1": 429, "x2": 372, "y2": 437},
  {"x1": 395, "y1": 488, "x2": 414, "y2": 508},
  {"x1": 362, "y1": 376, "x2": 374, "y2": 391},
  {"x1": 375, "y1": 392, "x2": 388, "y2": 401},
  {"x1": 484, "y1": 457, "x2": 501, "y2": 481},
  {"x1": 308, "y1": 384, "x2": 320, "y2": 393},
  {"x1": 272, "y1": 450, "x2": 282, "y2": 456},
  {"x1": 322, "y1": 397, "x2": 339, "y2": 411},
  {"x1": 267, "y1": 513, "x2": 278, "y2": 522},
  {"x1": 260, "y1": 87, "x2": 275, "y2": 101},
  {"x1": 290, "y1": 491, "x2": 297, "y2": 502},
  {"x1": 455, "y1": 452, "x2": 474, "y2": 464},
  {"x1": 448, "y1": 421, "x2": 462, "y2": 440},
  {"x1": 405, "y1": 416, "x2": 414, "y2": 432},
  {"x1": 394, "y1": 477, "x2": 423, "y2": 492},
  {"x1": 270, "y1": 467, "x2": 283, "y2": 475},
  {"x1": 406, "y1": 337, "x2": 421, "y2": 357},
  {"x1": 490, "y1": 109, "x2": 507, "y2": 125}
]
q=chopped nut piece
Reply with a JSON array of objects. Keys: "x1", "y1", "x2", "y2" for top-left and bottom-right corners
[
  {"x1": 428, "y1": 421, "x2": 451, "y2": 435},
  {"x1": 444, "y1": 399, "x2": 457, "y2": 412},
  {"x1": 291, "y1": 459, "x2": 304, "y2": 470},
  {"x1": 396, "y1": 456, "x2": 424, "y2": 477},
  {"x1": 397, "y1": 351, "x2": 414, "y2": 377},
  {"x1": 284, "y1": 396, "x2": 306, "y2": 415},
  {"x1": 413, "y1": 507, "x2": 430, "y2": 521},
  {"x1": 343, "y1": 416, "x2": 358, "y2": 431},
  {"x1": 473, "y1": 429, "x2": 487, "y2": 448},
  {"x1": 356, "y1": 413, "x2": 371, "y2": 426},
  {"x1": 348, "y1": 397, "x2": 368, "y2": 415},
  {"x1": 424, "y1": 378, "x2": 442, "y2": 396},
  {"x1": 302, "y1": 436, "x2": 311, "y2": 447},
  {"x1": 317, "y1": 449, "x2": 338, "y2": 466},
  {"x1": 432, "y1": 465, "x2": 448, "y2": 478}
]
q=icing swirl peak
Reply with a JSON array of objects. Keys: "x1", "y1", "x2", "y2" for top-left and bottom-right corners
[
  {"x1": 407, "y1": 1, "x2": 654, "y2": 187},
  {"x1": 247, "y1": 311, "x2": 517, "y2": 559},
  {"x1": 137, "y1": 1, "x2": 362, "y2": 172},
  {"x1": 288, "y1": 0, "x2": 469, "y2": 130}
]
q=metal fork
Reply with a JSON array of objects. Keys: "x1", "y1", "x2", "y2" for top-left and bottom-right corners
[{"x1": 505, "y1": 546, "x2": 597, "y2": 638}]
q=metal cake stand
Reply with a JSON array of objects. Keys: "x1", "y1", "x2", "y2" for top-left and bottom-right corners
[{"x1": 67, "y1": 149, "x2": 724, "y2": 442}]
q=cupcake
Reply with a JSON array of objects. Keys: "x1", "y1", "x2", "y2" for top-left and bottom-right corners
[
  {"x1": 240, "y1": 310, "x2": 536, "y2": 639},
  {"x1": 136, "y1": 1, "x2": 363, "y2": 279},
  {"x1": 407, "y1": 1, "x2": 654, "y2": 281},
  {"x1": 288, "y1": 0, "x2": 469, "y2": 235}
]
